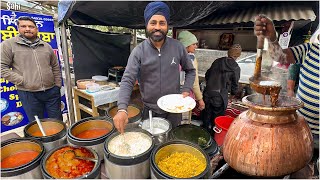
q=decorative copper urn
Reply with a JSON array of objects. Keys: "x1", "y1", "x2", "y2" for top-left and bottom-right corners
[{"x1": 223, "y1": 94, "x2": 313, "y2": 177}]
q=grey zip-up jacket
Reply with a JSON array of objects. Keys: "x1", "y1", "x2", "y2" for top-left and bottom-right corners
[
  {"x1": 1, "y1": 36, "x2": 62, "y2": 92},
  {"x1": 118, "y1": 37, "x2": 196, "y2": 114}
]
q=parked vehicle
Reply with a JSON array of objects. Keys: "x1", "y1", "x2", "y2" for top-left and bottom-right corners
[{"x1": 236, "y1": 54, "x2": 256, "y2": 84}]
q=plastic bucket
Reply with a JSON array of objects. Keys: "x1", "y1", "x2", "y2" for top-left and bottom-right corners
[{"x1": 213, "y1": 116, "x2": 235, "y2": 146}]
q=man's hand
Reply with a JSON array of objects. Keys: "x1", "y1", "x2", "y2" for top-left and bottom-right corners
[
  {"x1": 182, "y1": 91, "x2": 189, "y2": 98},
  {"x1": 254, "y1": 14, "x2": 277, "y2": 42},
  {"x1": 198, "y1": 99, "x2": 205, "y2": 110},
  {"x1": 287, "y1": 80, "x2": 296, "y2": 97},
  {"x1": 113, "y1": 111, "x2": 128, "y2": 134},
  {"x1": 287, "y1": 90, "x2": 295, "y2": 97}
]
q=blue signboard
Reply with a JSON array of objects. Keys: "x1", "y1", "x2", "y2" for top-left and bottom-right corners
[{"x1": 1, "y1": 10, "x2": 68, "y2": 132}]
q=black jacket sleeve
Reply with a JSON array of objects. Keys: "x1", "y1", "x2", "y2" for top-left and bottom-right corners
[{"x1": 230, "y1": 66, "x2": 240, "y2": 95}]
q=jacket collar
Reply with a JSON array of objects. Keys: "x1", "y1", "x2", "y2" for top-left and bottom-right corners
[
  {"x1": 146, "y1": 36, "x2": 168, "y2": 50},
  {"x1": 14, "y1": 35, "x2": 45, "y2": 46}
]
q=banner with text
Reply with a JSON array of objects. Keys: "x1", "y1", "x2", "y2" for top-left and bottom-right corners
[{"x1": 0, "y1": 10, "x2": 68, "y2": 132}]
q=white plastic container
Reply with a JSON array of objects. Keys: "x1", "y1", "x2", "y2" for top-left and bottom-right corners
[
  {"x1": 86, "y1": 83, "x2": 100, "y2": 93},
  {"x1": 92, "y1": 75, "x2": 108, "y2": 85}
]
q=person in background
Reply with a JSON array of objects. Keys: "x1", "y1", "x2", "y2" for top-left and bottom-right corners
[
  {"x1": 255, "y1": 16, "x2": 319, "y2": 178},
  {"x1": 113, "y1": 1, "x2": 196, "y2": 133},
  {"x1": 1, "y1": 16, "x2": 63, "y2": 121},
  {"x1": 202, "y1": 44, "x2": 241, "y2": 134},
  {"x1": 254, "y1": 14, "x2": 319, "y2": 150},
  {"x1": 177, "y1": 31, "x2": 205, "y2": 115},
  {"x1": 287, "y1": 63, "x2": 301, "y2": 97}
]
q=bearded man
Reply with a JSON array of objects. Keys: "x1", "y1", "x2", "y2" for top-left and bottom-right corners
[
  {"x1": 1, "y1": 16, "x2": 62, "y2": 121},
  {"x1": 113, "y1": 1, "x2": 195, "y2": 133}
]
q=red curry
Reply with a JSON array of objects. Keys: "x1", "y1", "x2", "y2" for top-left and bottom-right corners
[
  {"x1": 1, "y1": 151, "x2": 39, "y2": 168},
  {"x1": 45, "y1": 146, "x2": 95, "y2": 179},
  {"x1": 75, "y1": 128, "x2": 109, "y2": 139}
]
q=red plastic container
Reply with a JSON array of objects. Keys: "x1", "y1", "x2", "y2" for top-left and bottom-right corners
[{"x1": 213, "y1": 116, "x2": 235, "y2": 146}]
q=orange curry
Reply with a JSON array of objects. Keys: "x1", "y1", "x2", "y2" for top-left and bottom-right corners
[
  {"x1": 45, "y1": 146, "x2": 95, "y2": 179},
  {"x1": 31, "y1": 128, "x2": 61, "y2": 137},
  {"x1": 75, "y1": 128, "x2": 109, "y2": 139},
  {"x1": 1, "y1": 151, "x2": 39, "y2": 168}
]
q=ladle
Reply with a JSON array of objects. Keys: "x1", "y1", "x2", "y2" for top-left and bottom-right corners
[
  {"x1": 63, "y1": 149, "x2": 98, "y2": 163},
  {"x1": 149, "y1": 110, "x2": 153, "y2": 133},
  {"x1": 34, "y1": 115, "x2": 46, "y2": 136},
  {"x1": 120, "y1": 134, "x2": 131, "y2": 152},
  {"x1": 249, "y1": 36, "x2": 281, "y2": 95}
]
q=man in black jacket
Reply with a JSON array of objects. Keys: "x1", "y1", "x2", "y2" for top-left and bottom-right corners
[{"x1": 203, "y1": 44, "x2": 241, "y2": 134}]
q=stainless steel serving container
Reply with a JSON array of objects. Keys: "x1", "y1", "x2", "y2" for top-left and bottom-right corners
[
  {"x1": 24, "y1": 118, "x2": 67, "y2": 152},
  {"x1": 1, "y1": 138, "x2": 45, "y2": 179},
  {"x1": 104, "y1": 128, "x2": 155, "y2": 179},
  {"x1": 170, "y1": 124, "x2": 219, "y2": 158},
  {"x1": 67, "y1": 116, "x2": 115, "y2": 161},
  {"x1": 150, "y1": 140, "x2": 211, "y2": 179},
  {"x1": 140, "y1": 117, "x2": 172, "y2": 145},
  {"x1": 40, "y1": 144, "x2": 101, "y2": 179},
  {"x1": 106, "y1": 104, "x2": 142, "y2": 129}
]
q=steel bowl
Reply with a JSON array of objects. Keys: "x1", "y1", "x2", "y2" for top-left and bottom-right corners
[{"x1": 140, "y1": 117, "x2": 172, "y2": 145}]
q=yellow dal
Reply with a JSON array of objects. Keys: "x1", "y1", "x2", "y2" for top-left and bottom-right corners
[{"x1": 157, "y1": 152, "x2": 206, "y2": 178}]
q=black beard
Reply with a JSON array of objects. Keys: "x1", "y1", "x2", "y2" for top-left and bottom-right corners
[{"x1": 146, "y1": 29, "x2": 167, "y2": 42}]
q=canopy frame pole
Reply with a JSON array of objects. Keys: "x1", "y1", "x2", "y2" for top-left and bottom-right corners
[
  {"x1": 133, "y1": 29, "x2": 137, "y2": 48},
  {"x1": 60, "y1": 22, "x2": 75, "y2": 125}
]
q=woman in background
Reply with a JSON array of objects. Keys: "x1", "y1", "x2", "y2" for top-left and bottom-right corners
[{"x1": 178, "y1": 31, "x2": 205, "y2": 119}]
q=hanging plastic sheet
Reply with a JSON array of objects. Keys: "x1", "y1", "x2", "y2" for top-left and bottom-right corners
[{"x1": 70, "y1": 26, "x2": 131, "y2": 81}]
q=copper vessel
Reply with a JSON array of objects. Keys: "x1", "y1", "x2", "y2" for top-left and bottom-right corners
[{"x1": 223, "y1": 94, "x2": 313, "y2": 177}]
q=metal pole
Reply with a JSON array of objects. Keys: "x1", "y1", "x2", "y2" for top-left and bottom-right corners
[
  {"x1": 60, "y1": 22, "x2": 75, "y2": 125},
  {"x1": 133, "y1": 29, "x2": 137, "y2": 48}
]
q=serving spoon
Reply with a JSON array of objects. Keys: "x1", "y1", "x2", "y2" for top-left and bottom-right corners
[
  {"x1": 149, "y1": 110, "x2": 153, "y2": 133},
  {"x1": 34, "y1": 115, "x2": 46, "y2": 136},
  {"x1": 249, "y1": 36, "x2": 281, "y2": 101},
  {"x1": 120, "y1": 134, "x2": 131, "y2": 152}
]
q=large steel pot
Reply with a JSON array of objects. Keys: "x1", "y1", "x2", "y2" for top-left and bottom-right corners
[
  {"x1": 24, "y1": 118, "x2": 67, "y2": 152},
  {"x1": 170, "y1": 124, "x2": 219, "y2": 158},
  {"x1": 107, "y1": 104, "x2": 142, "y2": 129},
  {"x1": 104, "y1": 128, "x2": 154, "y2": 179},
  {"x1": 140, "y1": 117, "x2": 172, "y2": 145},
  {"x1": 1, "y1": 138, "x2": 45, "y2": 179},
  {"x1": 67, "y1": 116, "x2": 114, "y2": 161},
  {"x1": 223, "y1": 94, "x2": 313, "y2": 177},
  {"x1": 40, "y1": 144, "x2": 101, "y2": 179},
  {"x1": 150, "y1": 140, "x2": 211, "y2": 179}
]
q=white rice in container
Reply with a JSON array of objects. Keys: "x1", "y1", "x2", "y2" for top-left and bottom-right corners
[{"x1": 108, "y1": 132, "x2": 152, "y2": 157}]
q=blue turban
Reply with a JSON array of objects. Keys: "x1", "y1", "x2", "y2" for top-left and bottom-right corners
[{"x1": 144, "y1": 1, "x2": 170, "y2": 26}]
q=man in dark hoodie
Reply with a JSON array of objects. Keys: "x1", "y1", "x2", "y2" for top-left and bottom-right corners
[
  {"x1": 113, "y1": 1, "x2": 196, "y2": 133},
  {"x1": 203, "y1": 44, "x2": 241, "y2": 134}
]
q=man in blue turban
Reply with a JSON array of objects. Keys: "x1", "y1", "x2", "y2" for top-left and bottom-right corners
[
  {"x1": 144, "y1": 1, "x2": 170, "y2": 26},
  {"x1": 113, "y1": 1, "x2": 196, "y2": 134},
  {"x1": 144, "y1": 1, "x2": 170, "y2": 43}
]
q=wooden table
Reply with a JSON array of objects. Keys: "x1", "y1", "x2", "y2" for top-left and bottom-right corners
[{"x1": 73, "y1": 87, "x2": 119, "y2": 121}]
